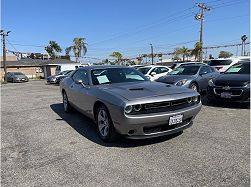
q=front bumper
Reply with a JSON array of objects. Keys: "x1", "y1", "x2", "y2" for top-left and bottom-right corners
[
  {"x1": 111, "y1": 103, "x2": 202, "y2": 139},
  {"x1": 207, "y1": 86, "x2": 250, "y2": 103}
]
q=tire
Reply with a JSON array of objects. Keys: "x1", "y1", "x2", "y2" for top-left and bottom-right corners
[
  {"x1": 62, "y1": 91, "x2": 72, "y2": 113},
  {"x1": 96, "y1": 105, "x2": 118, "y2": 142},
  {"x1": 190, "y1": 82, "x2": 198, "y2": 92}
]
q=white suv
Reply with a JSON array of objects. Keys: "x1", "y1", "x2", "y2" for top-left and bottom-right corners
[
  {"x1": 137, "y1": 65, "x2": 172, "y2": 81},
  {"x1": 208, "y1": 56, "x2": 250, "y2": 72}
]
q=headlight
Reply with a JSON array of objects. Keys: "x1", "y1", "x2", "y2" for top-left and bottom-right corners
[
  {"x1": 244, "y1": 82, "x2": 250, "y2": 88},
  {"x1": 133, "y1": 104, "x2": 142, "y2": 112},
  {"x1": 208, "y1": 79, "x2": 215, "y2": 87},
  {"x1": 15, "y1": 77, "x2": 20, "y2": 80},
  {"x1": 192, "y1": 96, "x2": 199, "y2": 102},
  {"x1": 175, "y1": 79, "x2": 188, "y2": 86},
  {"x1": 124, "y1": 105, "x2": 133, "y2": 114}
]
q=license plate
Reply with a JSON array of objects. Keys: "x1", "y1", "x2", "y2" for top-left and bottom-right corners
[
  {"x1": 169, "y1": 114, "x2": 183, "y2": 126},
  {"x1": 221, "y1": 92, "x2": 231, "y2": 98}
]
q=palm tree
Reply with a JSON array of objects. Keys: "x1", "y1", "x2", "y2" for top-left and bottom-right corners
[
  {"x1": 66, "y1": 37, "x2": 87, "y2": 62},
  {"x1": 175, "y1": 46, "x2": 190, "y2": 61},
  {"x1": 110, "y1": 52, "x2": 123, "y2": 64},
  {"x1": 191, "y1": 42, "x2": 202, "y2": 61},
  {"x1": 45, "y1": 41, "x2": 62, "y2": 59}
]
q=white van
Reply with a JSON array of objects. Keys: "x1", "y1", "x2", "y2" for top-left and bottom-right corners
[
  {"x1": 55, "y1": 63, "x2": 88, "y2": 75},
  {"x1": 208, "y1": 56, "x2": 250, "y2": 72}
]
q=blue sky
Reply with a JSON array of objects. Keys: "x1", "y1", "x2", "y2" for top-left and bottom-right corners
[{"x1": 2, "y1": 0, "x2": 250, "y2": 62}]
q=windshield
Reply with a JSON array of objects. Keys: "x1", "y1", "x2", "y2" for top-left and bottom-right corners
[
  {"x1": 224, "y1": 62, "x2": 250, "y2": 74},
  {"x1": 209, "y1": 60, "x2": 232, "y2": 66},
  {"x1": 13, "y1": 72, "x2": 24, "y2": 75},
  {"x1": 169, "y1": 66, "x2": 200, "y2": 75},
  {"x1": 91, "y1": 68, "x2": 148, "y2": 85},
  {"x1": 138, "y1": 67, "x2": 151, "y2": 74}
]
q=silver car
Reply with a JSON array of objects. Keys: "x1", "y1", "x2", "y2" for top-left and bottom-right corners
[
  {"x1": 156, "y1": 64, "x2": 220, "y2": 92},
  {"x1": 60, "y1": 66, "x2": 202, "y2": 142}
]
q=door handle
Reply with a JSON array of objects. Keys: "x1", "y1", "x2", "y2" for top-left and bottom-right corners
[{"x1": 70, "y1": 85, "x2": 73, "y2": 88}]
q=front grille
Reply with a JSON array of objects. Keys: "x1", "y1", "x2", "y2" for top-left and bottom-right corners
[
  {"x1": 214, "y1": 88, "x2": 243, "y2": 96},
  {"x1": 130, "y1": 97, "x2": 199, "y2": 115},
  {"x1": 143, "y1": 117, "x2": 192, "y2": 134}
]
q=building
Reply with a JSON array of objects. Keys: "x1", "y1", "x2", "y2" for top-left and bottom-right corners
[{"x1": 0, "y1": 59, "x2": 76, "y2": 81}]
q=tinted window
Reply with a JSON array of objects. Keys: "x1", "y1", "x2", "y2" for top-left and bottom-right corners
[
  {"x1": 56, "y1": 66, "x2": 61, "y2": 71},
  {"x1": 91, "y1": 68, "x2": 147, "y2": 85},
  {"x1": 72, "y1": 70, "x2": 89, "y2": 85},
  {"x1": 13, "y1": 72, "x2": 24, "y2": 75},
  {"x1": 224, "y1": 62, "x2": 250, "y2": 74},
  {"x1": 159, "y1": 67, "x2": 169, "y2": 73},
  {"x1": 150, "y1": 68, "x2": 160, "y2": 74},
  {"x1": 169, "y1": 66, "x2": 200, "y2": 75},
  {"x1": 138, "y1": 67, "x2": 151, "y2": 74},
  {"x1": 199, "y1": 66, "x2": 212, "y2": 74},
  {"x1": 209, "y1": 60, "x2": 232, "y2": 66}
]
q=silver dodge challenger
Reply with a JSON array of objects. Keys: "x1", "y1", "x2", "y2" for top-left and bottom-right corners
[{"x1": 60, "y1": 66, "x2": 202, "y2": 142}]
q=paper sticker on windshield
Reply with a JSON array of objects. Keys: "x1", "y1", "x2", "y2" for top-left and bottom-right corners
[{"x1": 97, "y1": 75, "x2": 110, "y2": 84}]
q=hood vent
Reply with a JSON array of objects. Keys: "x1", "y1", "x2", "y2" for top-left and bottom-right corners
[{"x1": 129, "y1": 88, "x2": 144, "y2": 91}]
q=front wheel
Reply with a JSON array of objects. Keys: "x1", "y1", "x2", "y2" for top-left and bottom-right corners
[
  {"x1": 62, "y1": 92, "x2": 72, "y2": 113},
  {"x1": 96, "y1": 105, "x2": 118, "y2": 142}
]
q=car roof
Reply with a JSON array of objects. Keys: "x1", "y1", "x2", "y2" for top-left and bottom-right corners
[
  {"x1": 77, "y1": 65, "x2": 131, "y2": 71},
  {"x1": 139, "y1": 65, "x2": 168, "y2": 68}
]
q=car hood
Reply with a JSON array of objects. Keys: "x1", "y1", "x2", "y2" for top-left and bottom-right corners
[
  {"x1": 156, "y1": 75, "x2": 196, "y2": 84},
  {"x1": 213, "y1": 74, "x2": 250, "y2": 86},
  {"x1": 100, "y1": 81, "x2": 195, "y2": 101}
]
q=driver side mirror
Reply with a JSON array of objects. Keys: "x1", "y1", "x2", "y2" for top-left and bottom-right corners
[
  {"x1": 150, "y1": 72, "x2": 157, "y2": 76},
  {"x1": 74, "y1": 79, "x2": 86, "y2": 87},
  {"x1": 199, "y1": 72, "x2": 207, "y2": 76}
]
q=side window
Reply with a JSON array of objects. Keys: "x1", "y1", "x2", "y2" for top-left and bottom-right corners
[
  {"x1": 210, "y1": 67, "x2": 215, "y2": 72},
  {"x1": 151, "y1": 68, "x2": 160, "y2": 74},
  {"x1": 159, "y1": 67, "x2": 168, "y2": 73},
  {"x1": 199, "y1": 66, "x2": 211, "y2": 74},
  {"x1": 72, "y1": 70, "x2": 89, "y2": 85}
]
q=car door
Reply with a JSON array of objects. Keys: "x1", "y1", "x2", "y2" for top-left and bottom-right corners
[
  {"x1": 198, "y1": 66, "x2": 213, "y2": 90},
  {"x1": 70, "y1": 69, "x2": 90, "y2": 115}
]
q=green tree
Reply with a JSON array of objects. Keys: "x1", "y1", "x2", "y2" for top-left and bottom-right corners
[
  {"x1": 191, "y1": 42, "x2": 202, "y2": 61},
  {"x1": 218, "y1": 51, "x2": 233, "y2": 58},
  {"x1": 175, "y1": 46, "x2": 190, "y2": 61},
  {"x1": 45, "y1": 41, "x2": 62, "y2": 59},
  {"x1": 110, "y1": 52, "x2": 123, "y2": 64},
  {"x1": 66, "y1": 37, "x2": 87, "y2": 62}
]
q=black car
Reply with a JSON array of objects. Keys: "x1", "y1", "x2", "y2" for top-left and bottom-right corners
[
  {"x1": 207, "y1": 60, "x2": 250, "y2": 104},
  {"x1": 47, "y1": 70, "x2": 73, "y2": 84},
  {"x1": 6, "y1": 72, "x2": 29, "y2": 83}
]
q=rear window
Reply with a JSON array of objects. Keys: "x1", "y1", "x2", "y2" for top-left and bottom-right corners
[{"x1": 209, "y1": 60, "x2": 232, "y2": 66}]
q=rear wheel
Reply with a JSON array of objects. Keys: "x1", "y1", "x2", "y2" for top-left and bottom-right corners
[
  {"x1": 62, "y1": 92, "x2": 72, "y2": 113},
  {"x1": 96, "y1": 105, "x2": 118, "y2": 142}
]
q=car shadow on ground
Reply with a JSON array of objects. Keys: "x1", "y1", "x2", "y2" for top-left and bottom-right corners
[
  {"x1": 50, "y1": 103, "x2": 183, "y2": 148},
  {"x1": 200, "y1": 93, "x2": 249, "y2": 109}
]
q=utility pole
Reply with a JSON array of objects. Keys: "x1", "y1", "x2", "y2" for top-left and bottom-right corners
[
  {"x1": 1, "y1": 30, "x2": 11, "y2": 83},
  {"x1": 195, "y1": 3, "x2": 210, "y2": 62},
  {"x1": 241, "y1": 35, "x2": 247, "y2": 56},
  {"x1": 150, "y1": 43, "x2": 154, "y2": 65}
]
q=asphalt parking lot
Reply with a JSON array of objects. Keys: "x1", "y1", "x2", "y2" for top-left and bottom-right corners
[{"x1": 1, "y1": 80, "x2": 250, "y2": 186}]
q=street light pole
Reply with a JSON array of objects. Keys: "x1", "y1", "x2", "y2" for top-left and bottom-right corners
[
  {"x1": 1, "y1": 30, "x2": 11, "y2": 83},
  {"x1": 150, "y1": 43, "x2": 153, "y2": 65}
]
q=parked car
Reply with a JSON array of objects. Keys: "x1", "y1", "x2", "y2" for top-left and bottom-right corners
[
  {"x1": 47, "y1": 70, "x2": 73, "y2": 84},
  {"x1": 130, "y1": 65, "x2": 145, "y2": 69},
  {"x1": 137, "y1": 65, "x2": 172, "y2": 81},
  {"x1": 156, "y1": 64, "x2": 219, "y2": 92},
  {"x1": 207, "y1": 60, "x2": 250, "y2": 104},
  {"x1": 170, "y1": 62, "x2": 204, "y2": 70},
  {"x1": 55, "y1": 63, "x2": 88, "y2": 75},
  {"x1": 5, "y1": 72, "x2": 29, "y2": 83},
  {"x1": 208, "y1": 56, "x2": 250, "y2": 72},
  {"x1": 60, "y1": 66, "x2": 202, "y2": 142}
]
